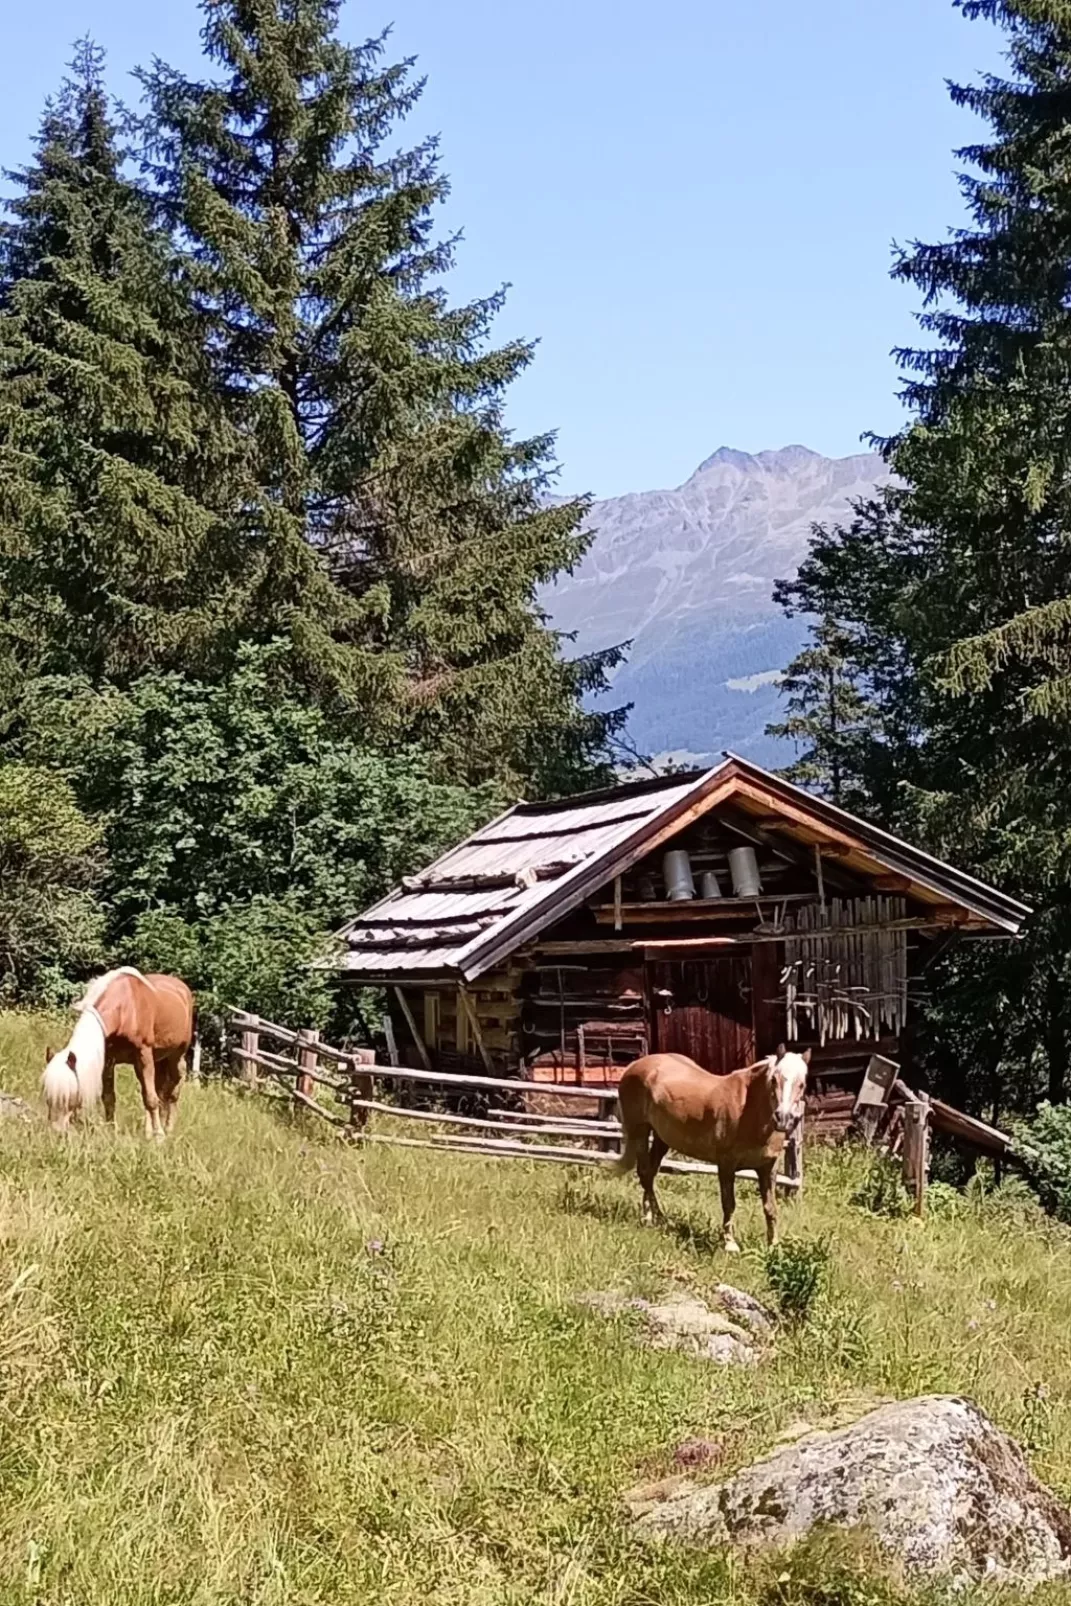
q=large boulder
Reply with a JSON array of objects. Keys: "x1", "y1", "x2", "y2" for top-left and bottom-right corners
[{"x1": 633, "y1": 1396, "x2": 1071, "y2": 1587}]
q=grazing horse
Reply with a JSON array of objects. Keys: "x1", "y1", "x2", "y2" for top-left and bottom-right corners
[
  {"x1": 42, "y1": 968, "x2": 195, "y2": 1139},
  {"x1": 614, "y1": 1045, "x2": 810, "y2": 1251}
]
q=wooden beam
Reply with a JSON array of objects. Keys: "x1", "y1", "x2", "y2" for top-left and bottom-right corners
[
  {"x1": 919, "y1": 930, "x2": 960, "y2": 974},
  {"x1": 524, "y1": 940, "x2": 637, "y2": 957},
  {"x1": 592, "y1": 893, "x2": 814, "y2": 926},
  {"x1": 717, "y1": 808, "x2": 862, "y2": 892},
  {"x1": 458, "y1": 984, "x2": 494, "y2": 1074},
  {"x1": 873, "y1": 875, "x2": 912, "y2": 893},
  {"x1": 392, "y1": 986, "x2": 433, "y2": 1072},
  {"x1": 635, "y1": 918, "x2": 963, "y2": 947},
  {"x1": 613, "y1": 875, "x2": 623, "y2": 932},
  {"x1": 355, "y1": 1130, "x2": 800, "y2": 1188},
  {"x1": 350, "y1": 1058, "x2": 620, "y2": 1102}
]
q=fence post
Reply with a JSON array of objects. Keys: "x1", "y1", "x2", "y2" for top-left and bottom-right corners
[
  {"x1": 239, "y1": 1018, "x2": 260, "y2": 1087},
  {"x1": 349, "y1": 1047, "x2": 376, "y2": 1133},
  {"x1": 902, "y1": 1097, "x2": 931, "y2": 1217},
  {"x1": 297, "y1": 1028, "x2": 320, "y2": 1106}
]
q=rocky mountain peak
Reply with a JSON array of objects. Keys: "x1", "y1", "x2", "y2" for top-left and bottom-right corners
[{"x1": 544, "y1": 444, "x2": 892, "y2": 766}]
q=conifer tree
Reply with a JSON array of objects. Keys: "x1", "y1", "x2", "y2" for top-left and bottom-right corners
[
  {"x1": 770, "y1": 0, "x2": 1071, "y2": 1108},
  {"x1": 0, "y1": 44, "x2": 249, "y2": 685},
  {"x1": 765, "y1": 614, "x2": 878, "y2": 807},
  {"x1": 140, "y1": 0, "x2": 622, "y2": 791}
]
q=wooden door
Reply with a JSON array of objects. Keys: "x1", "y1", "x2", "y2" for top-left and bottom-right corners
[{"x1": 648, "y1": 956, "x2": 754, "y2": 1073}]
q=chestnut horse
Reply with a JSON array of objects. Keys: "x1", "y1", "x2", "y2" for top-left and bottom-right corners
[
  {"x1": 42, "y1": 968, "x2": 195, "y2": 1139},
  {"x1": 614, "y1": 1045, "x2": 810, "y2": 1251}
]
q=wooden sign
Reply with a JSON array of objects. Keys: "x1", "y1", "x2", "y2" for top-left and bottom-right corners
[{"x1": 855, "y1": 1054, "x2": 899, "y2": 1110}]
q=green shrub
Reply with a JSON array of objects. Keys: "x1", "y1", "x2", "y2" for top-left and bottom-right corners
[
  {"x1": 795, "y1": 1294, "x2": 871, "y2": 1371},
  {"x1": 848, "y1": 1153, "x2": 911, "y2": 1219},
  {"x1": 1012, "y1": 1102, "x2": 1071, "y2": 1224},
  {"x1": 765, "y1": 1235, "x2": 832, "y2": 1324},
  {"x1": 925, "y1": 1180, "x2": 963, "y2": 1220},
  {"x1": 0, "y1": 761, "x2": 106, "y2": 1003}
]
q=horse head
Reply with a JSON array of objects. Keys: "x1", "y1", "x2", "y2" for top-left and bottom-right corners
[{"x1": 767, "y1": 1044, "x2": 810, "y2": 1133}]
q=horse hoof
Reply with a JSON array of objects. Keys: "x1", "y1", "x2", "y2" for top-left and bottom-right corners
[{"x1": 724, "y1": 1239, "x2": 741, "y2": 1255}]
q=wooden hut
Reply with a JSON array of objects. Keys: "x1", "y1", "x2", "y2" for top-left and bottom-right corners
[{"x1": 333, "y1": 755, "x2": 1028, "y2": 1129}]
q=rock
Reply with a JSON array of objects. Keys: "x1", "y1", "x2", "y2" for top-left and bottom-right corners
[
  {"x1": 0, "y1": 1093, "x2": 33, "y2": 1123},
  {"x1": 774, "y1": 1419, "x2": 816, "y2": 1445},
  {"x1": 578, "y1": 1289, "x2": 759, "y2": 1366},
  {"x1": 713, "y1": 1283, "x2": 776, "y2": 1336},
  {"x1": 633, "y1": 1395, "x2": 1071, "y2": 1587}
]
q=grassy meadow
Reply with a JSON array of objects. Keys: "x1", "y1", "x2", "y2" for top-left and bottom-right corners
[{"x1": 1, "y1": 1012, "x2": 1071, "y2": 1604}]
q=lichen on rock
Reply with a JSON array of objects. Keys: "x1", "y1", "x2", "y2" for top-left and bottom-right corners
[{"x1": 633, "y1": 1395, "x2": 1071, "y2": 1588}]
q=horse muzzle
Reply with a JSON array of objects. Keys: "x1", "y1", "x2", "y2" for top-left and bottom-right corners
[{"x1": 773, "y1": 1112, "x2": 795, "y2": 1135}]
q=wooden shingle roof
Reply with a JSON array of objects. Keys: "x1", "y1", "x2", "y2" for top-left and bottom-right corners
[{"x1": 331, "y1": 755, "x2": 1029, "y2": 982}]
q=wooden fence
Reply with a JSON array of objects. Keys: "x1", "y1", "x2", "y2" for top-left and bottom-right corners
[{"x1": 227, "y1": 1010, "x2": 803, "y2": 1192}]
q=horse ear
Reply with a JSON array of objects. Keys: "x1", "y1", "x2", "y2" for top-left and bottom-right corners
[
  {"x1": 802, "y1": 1047, "x2": 812, "y2": 1065},
  {"x1": 66, "y1": 1050, "x2": 77, "y2": 1072},
  {"x1": 776, "y1": 1042, "x2": 786, "y2": 1059},
  {"x1": 44, "y1": 1045, "x2": 54, "y2": 1065}
]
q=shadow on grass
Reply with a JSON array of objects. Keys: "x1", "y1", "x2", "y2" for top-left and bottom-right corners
[{"x1": 554, "y1": 1178, "x2": 728, "y2": 1253}]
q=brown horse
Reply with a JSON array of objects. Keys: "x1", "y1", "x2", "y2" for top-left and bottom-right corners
[
  {"x1": 43, "y1": 968, "x2": 196, "y2": 1139},
  {"x1": 614, "y1": 1045, "x2": 810, "y2": 1251}
]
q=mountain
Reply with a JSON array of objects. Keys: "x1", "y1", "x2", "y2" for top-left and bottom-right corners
[{"x1": 545, "y1": 444, "x2": 893, "y2": 768}]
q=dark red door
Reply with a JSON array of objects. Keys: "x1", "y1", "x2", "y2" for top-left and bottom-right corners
[{"x1": 648, "y1": 957, "x2": 755, "y2": 1073}]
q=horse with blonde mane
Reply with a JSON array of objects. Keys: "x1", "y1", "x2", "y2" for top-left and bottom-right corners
[
  {"x1": 614, "y1": 1045, "x2": 810, "y2": 1251},
  {"x1": 42, "y1": 967, "x2": 196, "y2": 1138}
]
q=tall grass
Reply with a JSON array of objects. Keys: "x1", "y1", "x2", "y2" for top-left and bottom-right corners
[{"x1": 0, "y1": 1012, "x2": 1069, "y2": 1603}]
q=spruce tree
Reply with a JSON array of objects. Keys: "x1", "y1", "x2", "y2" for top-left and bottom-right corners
[
  {"x1": 765, "y1": 614, "x2": 878, "y2": 807},
  {"x1": 770, "y1": 0, "x2": 1071, "y2": 1109},
  {"x1": 140, "y1": 0, "x2": 622, "y2": 791},
  {"x1": 0, "y1": 44, "x2": 250, "y2": 686}
]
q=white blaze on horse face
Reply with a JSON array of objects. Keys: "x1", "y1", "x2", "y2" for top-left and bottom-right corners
[{"x1": 772, "y1": 1050, "x2": 809, "y2": 1132}]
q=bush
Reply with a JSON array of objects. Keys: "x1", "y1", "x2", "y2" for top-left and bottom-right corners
[
  {"x1": 0, "y1": 761, "x2": 106, "y2": 1002},
  {"x1": 848, "y1": 1153, "x2": 911, "y2": 1219},
  {"x1": 924, "y1": 1180, "x2": 963, "y2": 1220},
  {"x1": 1011, "y1": 1102, "x2": 1071, "y2": 1223},
  {"x1": 130, "y1": 895, "x2": 336, "y2": 1028},
  {"x1": 765, "y1": 1235, "x2": 832, "y2": 1324}
]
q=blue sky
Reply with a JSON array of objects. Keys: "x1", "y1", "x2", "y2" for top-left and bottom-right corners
[{"x1": 1, "y1": 1, "x2": 1004, "y2": 499}]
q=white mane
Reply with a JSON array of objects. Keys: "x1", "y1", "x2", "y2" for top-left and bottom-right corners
[{"x1": 74, "y1": 967, "x2": 148, "y2": 1014}]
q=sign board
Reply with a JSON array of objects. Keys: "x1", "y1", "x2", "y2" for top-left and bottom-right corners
[{"x1": 855, "y1": 1054, "x2": 899, "y2": 1111}]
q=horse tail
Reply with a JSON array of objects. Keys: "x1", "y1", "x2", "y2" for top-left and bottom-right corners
[
  {"x1": 42, "y1": 1056, "x2": 80, "y2": 1128},
  {"x1": 42, "y1": 1050, "x2": 103, "y2": 1128},
  {"x1": 189, "y1": 1003, "x2": 202, "y2": 1080},
  {"x1": 613, "y1": 1065, "x2": 651, "y2": 1176}
]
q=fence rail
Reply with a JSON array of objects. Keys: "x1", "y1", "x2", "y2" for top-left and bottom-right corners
[{"x1": 226, "y1": 1010, "x2": 802, "y2": 1192}]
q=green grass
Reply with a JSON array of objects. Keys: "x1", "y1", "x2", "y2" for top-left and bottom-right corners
[{"x1": 1, "y1": 1012, "x2": 1071, "y2": 1604}]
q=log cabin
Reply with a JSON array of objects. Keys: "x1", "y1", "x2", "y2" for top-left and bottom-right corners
[{"x1": 331, "y1": 755, "x2": 1029, "y2": 1131}]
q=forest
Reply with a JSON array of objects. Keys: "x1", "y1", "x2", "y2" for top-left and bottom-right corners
[
  {"x1": 0, "y1": 2, "x2": 625, "y2": 1025},
  {"x1": 4, "y1": 0, "x2": 1071, "y2": 1148}
]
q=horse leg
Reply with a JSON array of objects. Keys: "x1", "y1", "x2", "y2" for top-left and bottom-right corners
[
  {"x1": 158, "y1": 1051, "x2": 185, "y2": 1135},
  {"x1": 719, "y1": 1167, "x2": 741, "y2": 1254},
  {"x1": 638, "y1": 1133, "x2": 669, "y2": 1226},
  {"x1": 135, "y1": 1047, "x2": 165, "y2": 1141},
  {"x1": 758, "y1": 1160, "x2": 778, "y2": 1247},
  {"x1": 102, "y1": 1059, "x2": 116, "y2": 1126}
]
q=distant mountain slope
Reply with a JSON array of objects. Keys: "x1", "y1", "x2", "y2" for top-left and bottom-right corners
[{"x1": 545, "y1": 445, "x2": 892, "y2": 767}]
